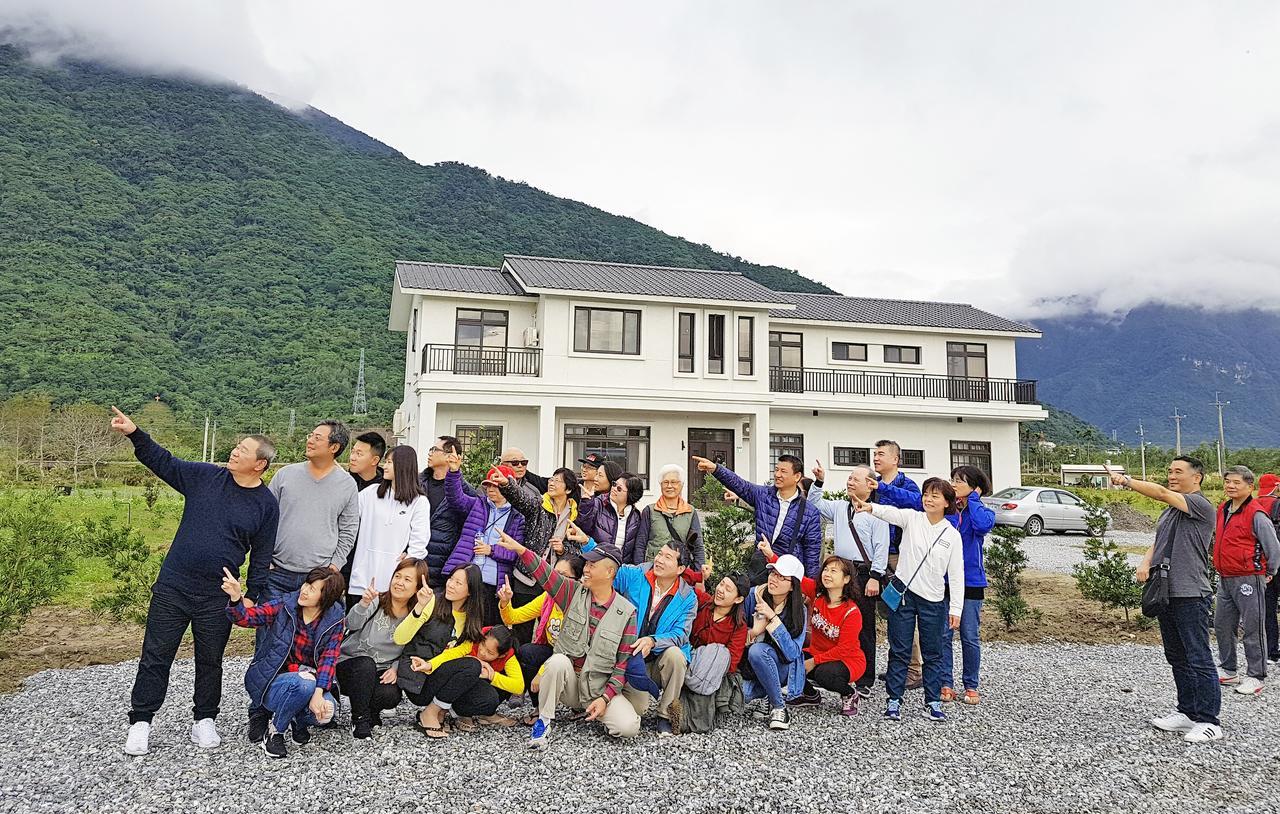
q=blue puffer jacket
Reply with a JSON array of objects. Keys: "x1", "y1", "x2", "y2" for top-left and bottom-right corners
[
  {"x1": 577, "y1": 495, "x2": 643, "y2": 562},
  {"x1": 613, "y1": 562, "x2": 697, "y2": 661},
  {"x1": 714, "y1": 464, "x2": 823, "y2": 578},
  {"x1": 242, "y1": 591, "x2": 346, "y2": 706},
  {"x1": 872, "y1": 471, "x2": 920, "y2": 553},
  {"x1": 874, "y1": 481, "x2": 993, "y2": 588},
  {"x1": 420, "y1": 469, "x2": 477, "y2": 588}
]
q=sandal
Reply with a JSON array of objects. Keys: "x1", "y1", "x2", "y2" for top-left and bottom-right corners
[
  {"x1": 520, "y1": 713, "x2": 540, "y2": 727},
  {"x1": 415, "y1": 710, "x2": 450, "y2": 739},
  {"x1": 962, "y1": 689, "x2": 981, "y2": 705},
  {"x1": 453, "y1": 716, "x2": 479, "y2": 733},
  {"x1": 939, "y1": 687, "x2": 958, "y2": 703},
  {"x1": 477, "y1": 714, "x2": 519, "y2": 727}
]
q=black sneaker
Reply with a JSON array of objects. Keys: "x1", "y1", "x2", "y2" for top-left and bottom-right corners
[
  {"x1": 767, "y1": 706, "x2": 791, "y2": 731},
  {"x1": 263, "y1": 731, "x2": 287, "y2": 759},
  {"x1": 353, "y1": 718, "x2": 374, "y2": 740},
  {"x1": 247, "y1": 711, "x2": 271, "y2": 744},
  {"x1": 786, "y1": 688, "x2": 821, "y2": 708},
  {"x1": 371, "y1": 712, "x2": 383, "y2": 728},
  {"x1": 290, "y1": 722, "x2": 311, "y2": 745}
]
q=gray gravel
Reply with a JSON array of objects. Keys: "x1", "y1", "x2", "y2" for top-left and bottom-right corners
[
  {"x1": 1017, "y1": 529, "x2": 1151, "y2": 575},
  {"x1": 3, "y1": 642, "x2": 1279, "y2": 814}
]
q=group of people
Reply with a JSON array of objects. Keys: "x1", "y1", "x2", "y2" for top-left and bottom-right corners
[
  {"x1": 111, "y1": 404, "x2": 997, "y2": 757},
  {"x1": 1124, "y1": 460, "x2": 1280, "y2": 743}
]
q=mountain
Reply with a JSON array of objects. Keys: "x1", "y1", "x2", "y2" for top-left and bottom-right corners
[
  {"x1": 0, "y1": 45, "x2": 831, "y2": 428},
  {"x1": 1018, "y1": 304, "x2": 1280, "y2": 447},
  {"x1": 1022, "y1": 403, "x2": 1109, "y2": 448}
]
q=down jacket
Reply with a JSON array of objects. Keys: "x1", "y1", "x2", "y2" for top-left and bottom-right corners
[
  {"x1": 441, "y1": 469, "x2": 525, "y2": 584},
  {"x1": 713, "y1": 464, "x2": 822, "y2": 578}
]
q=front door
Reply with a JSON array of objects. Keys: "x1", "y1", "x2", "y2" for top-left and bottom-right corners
[{"x1": 688, "y1": 428, "x2": 734, "y2": 507}]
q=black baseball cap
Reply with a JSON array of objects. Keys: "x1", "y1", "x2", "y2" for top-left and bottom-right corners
[
  {"x1": 581, "y1": 539, "x2": 623, "y2": 565},
  {"x1": 577, "y1": 453, "x2": 606, "y2": 468}
]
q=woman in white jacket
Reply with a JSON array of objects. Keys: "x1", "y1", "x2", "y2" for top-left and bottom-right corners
[
  {"x1": 854, "y1": 477, "x2": 964, "y2": 723},
  {"x1": 348, "y1": 445, "x2": 431, "y2": 606}
]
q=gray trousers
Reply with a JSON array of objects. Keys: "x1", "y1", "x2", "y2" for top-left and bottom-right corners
[{"x1": 1215, "y1": 574, "x2": 1269, "y2": 679}]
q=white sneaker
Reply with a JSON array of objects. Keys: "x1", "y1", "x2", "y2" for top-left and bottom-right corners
[
  {"x1": 1234, "y1": 676, "x2": 1263, "y2": 696},
  {"x1": 1149, "y1": 712, "x2": 1195, "y2": 733},
  {"x1": 190, "y1": 718, "x2": 221, "y2": 748},
  {"x1": 1183, "y1": 722, "x2": 1224, "y2": 742},
  {"x1": 1217, "y1": 667, "x2": 1240, "y2": 685},
  {"x1": 123, "y1": 721, "x2": 150, "y2": 756}
]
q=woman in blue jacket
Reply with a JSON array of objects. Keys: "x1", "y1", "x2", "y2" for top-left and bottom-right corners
[
  {"x1": 742, "y1": 554, "x2": 809, "y2": 731},
  {"x1": 943, "y1": 465, "x2": 994, "y2": 704}
]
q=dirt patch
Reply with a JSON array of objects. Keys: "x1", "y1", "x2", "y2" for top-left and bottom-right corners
[
  {"x1": 1107, "y1": 503, "x2": 1157, "y2": 533},
  {"x1": 0, "y1": 606, "x2": 254, "y2": 695},
  {"x1": 983, "y1": 571, "x2": 1160, "y2": 646}
]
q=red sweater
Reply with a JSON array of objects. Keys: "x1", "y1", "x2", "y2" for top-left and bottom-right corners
[
  {"x1": 799, "y1": 577, "x2": 866, "y2": 683},
  {"x1": 690, "y1": 584, "x2": 748, "y2": 673}
]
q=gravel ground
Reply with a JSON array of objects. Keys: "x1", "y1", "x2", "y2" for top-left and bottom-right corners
[
  {"x1": 1019, "y1": 529, "x2": 1152, "y2": 575},
  {"x1": 3, "y1": 642, "x2": 1278, "y2": 814}
]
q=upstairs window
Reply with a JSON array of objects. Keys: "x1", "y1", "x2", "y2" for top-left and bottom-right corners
[
  {"x1": 832, "y1": 342, "x2": 867, "y2": 362},
  {"x1": 708, "y1": 314, "x2": 725, "y2": 374},
  {"x1": 677, "y1": 312, "x2": 695, "y2": 373},
  {"x1": 737, "y1": 316, "x2": 755, "y2": 375},
  {"x1": 574, "y1": 307, "x2": 640, "y2": 355},
  {"x1": 884, "y1": 344, "x2": 921, "y2": 364}
]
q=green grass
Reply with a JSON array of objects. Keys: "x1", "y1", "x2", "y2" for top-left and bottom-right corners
[{"x1": 1065, "y1": 487, "x2": 1225, "y2": 521}]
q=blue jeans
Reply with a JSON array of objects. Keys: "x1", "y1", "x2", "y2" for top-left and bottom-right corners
[
  {"x1": 886, "y1": 591, "x2": 946, "y2": 703},
  {"x1": 744, "y1": 642, "x2": 790, "y2": 709},
  {"x1": 249, "y1": 568, "x2": 311, "y2": 712},
  {"x1": 941, "y1": 598, "x2": 983, "y2": 691},
  {"x1": 1159, "y1": 596, "x2": 1220, "y2": 726},
  {"x1": 264, "y1": 671, "x2": 335, "y2": 733}
]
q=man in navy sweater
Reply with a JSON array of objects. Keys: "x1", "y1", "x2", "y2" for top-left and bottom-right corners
[{"x1": 111, "y1": 407, "x2": 279, "y2": 758}]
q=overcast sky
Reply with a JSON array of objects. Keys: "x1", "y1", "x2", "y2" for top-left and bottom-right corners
[{"x1": 5, "y1": 1, "x2": 1280, "y2": 318}]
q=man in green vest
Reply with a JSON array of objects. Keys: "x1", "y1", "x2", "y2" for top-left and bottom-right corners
[{"x1": 496, "y1": 529, "x2": 644, "y2": 750}]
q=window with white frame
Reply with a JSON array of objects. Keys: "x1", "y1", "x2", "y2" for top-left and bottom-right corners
[
  {"x1": 769, "y1": 433, "x2": 804, "y2": 462},
  {"x1": 833, "y1": 446, "x2": 870, "y2": 467}
]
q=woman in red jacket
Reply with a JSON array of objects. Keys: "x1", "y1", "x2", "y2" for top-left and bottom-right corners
[
  {"x1": 678, "y1": 564, "x2": 750, "y2": 733},
  {"x1": 786, "y1": 554, "x2": 866, "y2": 716}
]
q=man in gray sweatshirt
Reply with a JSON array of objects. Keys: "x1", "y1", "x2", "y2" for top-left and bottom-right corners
[{"x1": 264, "y1": 420, "x2": 360, "y2": 598}]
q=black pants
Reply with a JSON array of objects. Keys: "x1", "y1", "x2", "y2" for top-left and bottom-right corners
[
  {"x1": 336, "y1": 656, "x2": 403, "y2": 723},
  {"x1": 854, "y1": 567, "x2": 878, "y2": 689},
  {"x1": 516, "y1": 642, "x2": 554, "y2": 703},
  {"x1": 806, "y1": 660, "x2": 856, "y2": 697},
  {"x1": 1266, "y1": 578, "x2": 1280, "y2": 661},
  {"x1": 129, "y1": 585, "x2": 232, "y2": 724},
  {"x1": 407, "y1": 658, "x2": 502, "y2": 717},
  {"x1": 509, "y1": 583, "x2": 542, "y2": 644},
  {"x1": 478, "y1": 587, "x2": 501, "y2": 628}
]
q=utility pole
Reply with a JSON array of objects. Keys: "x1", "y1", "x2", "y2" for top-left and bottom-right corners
[
  {"x1": 210, "y1": 421, "x2": 218, "y2": 464},
  {"x1": 1136, "y1": 420, "x2": 1148, "y2": 481},
  {"x1": 1170, "y1": 407, "x2": 1186, "y2": 455},
  {"x1": 353, "y1": 349, "x2": 369, "y2": 417},
  {"x1": 1211, "y1": 391, "x2": 1229, "y2": 474},
  {"x1": 202, "y1": 414, "x2": 210, "y2": 463}
]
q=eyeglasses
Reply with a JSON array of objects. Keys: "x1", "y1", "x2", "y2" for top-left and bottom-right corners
[
  {"x1": 428, "y1": 446, "x2": 443, "y2": 454},
  {"x1": 502, "y1": 459, "x2": 528, "y2": 467},
  {"x1": 307, "y1": 432, "x2": 331, "y2": 442}
]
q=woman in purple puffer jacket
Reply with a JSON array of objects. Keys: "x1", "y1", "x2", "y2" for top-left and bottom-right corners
[{"x1": 442, "y1": 457, "x2": 526, "y2": 626}]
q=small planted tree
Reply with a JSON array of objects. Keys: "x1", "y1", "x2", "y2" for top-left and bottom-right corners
[
  {"x1": 697, "y1": 475, "x2": 755, "y2": 576},
  {"x1": 0, "y1": 494, "x2": 77, "y2": 635},
  {"x1": 1080, "y1": 496, "x2": 1111, "y2": 538},
  {"x1": 1073, "y1": 536, "x2": 1143, "y2": 622},
  {"x1": 461, "y1": 432, "x2": 500, "y2": 489},
  {"x1": 986, "y1": 525, "x2": 1033, "y2": 628}
]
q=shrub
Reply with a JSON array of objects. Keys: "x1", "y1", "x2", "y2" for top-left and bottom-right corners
[
  {"x1": 986, "y1": 525, "x2": 1034, "y2": 629},
  {"x1": 698, "y1": 475, "x2": 756, "y2": 576},
  {"x1": 1080, "y1": 496, "x2": 1111, "y2": 537},
  {"x1": 0, "y1": 494, "x2": 78, "y2": 635},
  {"x1": 461, "y1": 432, "x2": 500, "y2": 489},
  {"x1": 1073, "y1": 536, "x2": 1143, "y2": 622},
  {"x1": 87, "y1": 519, "x2": 159, "y2": 625},
  {"x1": 143, "y1": 478, "x2": 160, "y2": 509}
]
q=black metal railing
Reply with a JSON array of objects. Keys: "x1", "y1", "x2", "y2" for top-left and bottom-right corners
[
  {"x1": 422, "y1": 344, "x2": 542, "y2": 376},
  {"x1": 768, "y1": 366, "x2": 1037, "y2": 404}
]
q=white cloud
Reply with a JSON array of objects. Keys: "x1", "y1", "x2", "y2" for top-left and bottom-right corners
[{"x1": 4, "y1": 1, "x2": 1280, "y2": 318}]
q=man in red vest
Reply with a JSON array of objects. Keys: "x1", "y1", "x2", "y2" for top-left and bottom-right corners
[
  {"x1": 1256, "y1": 473, "x2": 1280, "y2": 664},
  {"x1": 1214, "y1": 466, "x2": 1280, "y2": 696}
]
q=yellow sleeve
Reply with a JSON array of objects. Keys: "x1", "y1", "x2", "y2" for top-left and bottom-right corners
[
  {"x1": 427, "y1": 642, "x2": 473, "y2": 673},
  {"x1": 501, "y1": 593, "x2": 547, "y2": 627},
  {"x1": 492, "y1": 655, "x2": 525, "y2": 695},
  {"x1": 392, "y1": 596, "x2": 436, "y2": 645}
]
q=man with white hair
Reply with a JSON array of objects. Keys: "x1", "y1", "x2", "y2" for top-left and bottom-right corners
[
  {"x1": 634, "y1": 464, "x2": 705, "y2": 568},
  {"x1": 1213, "y1": 465, "x2": 1280, "y2": 696}
]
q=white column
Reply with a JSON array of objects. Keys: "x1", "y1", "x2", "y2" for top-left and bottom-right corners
[
  {"x1": 536, "y1": 402, "x2": 558, "y2": 475},
  {"x1": 414, "y1": 397, "x2": 437, "y2": 455},
  {"x1": 752, "y1": 406, "x2": 771, "y2": 483}
]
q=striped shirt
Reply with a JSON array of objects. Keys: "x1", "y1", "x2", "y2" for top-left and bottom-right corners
[{"x1": 519, "y1": 549, "x2": 635, "y2": 700}]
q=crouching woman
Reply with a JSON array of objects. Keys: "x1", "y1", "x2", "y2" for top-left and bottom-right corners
[{"x1": 223, "y1": 566, "x2": 346, "y2": 759}]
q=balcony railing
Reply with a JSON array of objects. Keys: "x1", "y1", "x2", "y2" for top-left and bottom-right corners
[
  {"x1": 422, "y1": 344, "x2": 542, "y2": 377},
  {"x1": 769, "y1": 366, "x2": 1037, "y2": 404}
]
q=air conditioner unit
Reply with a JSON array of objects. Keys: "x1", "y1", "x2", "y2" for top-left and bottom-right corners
[{"x1": 523, "y1": 327, "x2": 540, "y2": 348}]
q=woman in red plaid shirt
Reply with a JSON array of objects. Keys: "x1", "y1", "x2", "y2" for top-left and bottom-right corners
[{"x1": 223, "y1": 566, "x2": 346, "y2": 759}]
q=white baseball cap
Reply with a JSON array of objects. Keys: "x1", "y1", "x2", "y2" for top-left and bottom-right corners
[{"x1": 767, "y1": 554, "x2": 804, "y2": 581}]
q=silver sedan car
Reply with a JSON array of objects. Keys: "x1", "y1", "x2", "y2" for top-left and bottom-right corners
[{"x1": 982, "y1": 487, "x2": 1109, "y2": 536}]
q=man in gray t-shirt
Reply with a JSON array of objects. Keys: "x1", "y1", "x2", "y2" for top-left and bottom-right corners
[
  {"x1": 1152, "y1": 491, "x2": 1215, "y2": 598},
  {"x1": 1106, "y1": 458, "x2": 1222, "y2": 743}
]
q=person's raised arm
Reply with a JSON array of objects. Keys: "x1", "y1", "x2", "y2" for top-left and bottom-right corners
[
  {"x1": 855, "y1": 494, "x2": 909, "y2": 529},
  {"x1": 1105, "y1": 464, "x2": 1189, "y2": 514},
  {"x1": 694, "y1": 456, "x2": 760, "y2": 507},
  {"x1": 495, "y1": 468, "x2": 541, "y2": 526},
  {"x1": 807, "y1": 461, "x2": 839, "y2": 521},
  {"x1": 111, "y1": 406, "x2": 208, "y2": 494},
  {"x1": 965, "y1": 488, "x2": 996, "y2": 535},
  {"x1": 495, "y1": 530, "x2": 577, "y2": 610},
  {"x1": 443, "y1": 457, "x2": 479, "y2": 514},
  {"x1": 874, "y1": 479, "x2": 925, "y2": 511}
]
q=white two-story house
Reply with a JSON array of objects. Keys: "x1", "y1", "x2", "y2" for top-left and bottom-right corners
[{"x1": 388, "y1": 255, "x2": 1045, "y2": 498}]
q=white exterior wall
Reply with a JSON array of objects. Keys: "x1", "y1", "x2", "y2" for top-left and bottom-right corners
[{"x1": 391, "y1": 284, "x2": 1043, "y2": 489}]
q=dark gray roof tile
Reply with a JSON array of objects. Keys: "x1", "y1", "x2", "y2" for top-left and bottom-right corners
[
  {"x1": 770, "y1": 292, "x2": 1038, "y2": 334},
  {"x1": 503, "y1": 255, "x2": 790, "y2": 305},
  {"x1": 395, "y1": 261, "x2": 530, "y2": 296}
]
